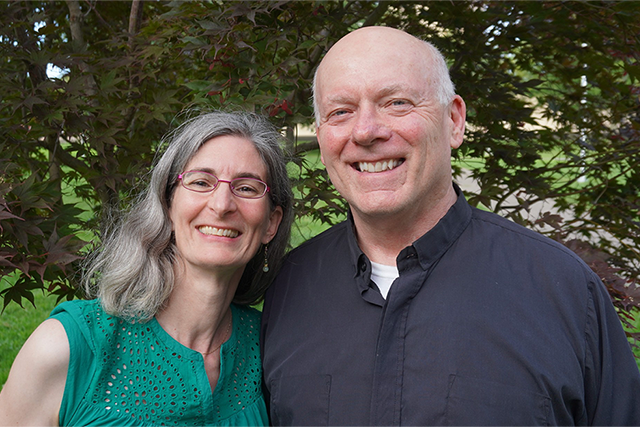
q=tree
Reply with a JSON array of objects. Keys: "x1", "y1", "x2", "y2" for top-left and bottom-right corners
[{"x1": 0, "y1": 1, "x2": 638, "y2": 343}]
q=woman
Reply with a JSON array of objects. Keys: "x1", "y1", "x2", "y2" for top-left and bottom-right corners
[{"x1": 0, "y1": 111, "x2": 293, "y2": 426}]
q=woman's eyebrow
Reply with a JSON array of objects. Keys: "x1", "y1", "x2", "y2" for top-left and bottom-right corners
[{"x1": 189, "y1": 167, "x2": 265, "y2": 181}]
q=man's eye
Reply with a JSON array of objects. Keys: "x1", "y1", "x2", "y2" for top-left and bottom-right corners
[{"x1": 329, "y1": 109, "x2": 350, "y2": 118}]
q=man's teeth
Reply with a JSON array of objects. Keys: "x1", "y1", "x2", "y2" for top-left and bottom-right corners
[
  {"x1": 357, "y1": 159, "x2": 403, "y2": 173},
  {"x1": 198, "y1": 226, "x2": 239, "y2": 238}
]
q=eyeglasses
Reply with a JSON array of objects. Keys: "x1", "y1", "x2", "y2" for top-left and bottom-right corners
[{"x1": 178, "y1": 170, "x2": 270, "y2": 199}]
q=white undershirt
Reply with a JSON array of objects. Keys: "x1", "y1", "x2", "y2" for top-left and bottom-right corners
[{"x1": 370, "y1": 261, "x2": 399, "y2": 299}]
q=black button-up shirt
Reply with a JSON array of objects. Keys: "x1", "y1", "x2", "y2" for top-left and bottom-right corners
[{"x1": 261, "y1": 187, "x2": 640, "y2": 426}]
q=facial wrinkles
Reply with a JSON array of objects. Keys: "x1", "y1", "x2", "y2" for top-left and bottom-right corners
[{"x1": 318, "y1": 57, "x2": 441, "y2": 129}]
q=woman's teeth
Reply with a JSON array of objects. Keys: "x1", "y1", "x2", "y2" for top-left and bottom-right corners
[{"x1": 198, "y1": 226, "x2": 239, "y2": 238}]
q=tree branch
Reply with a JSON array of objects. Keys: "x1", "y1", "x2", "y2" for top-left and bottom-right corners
[
  {"x1": 128, "y1": 0, "x2": 144, "y2": 48},
  {"x1": 361, "y1": 2, "x2": 389, "y2": 28},
  {"x1": 53, "y1": 143, "x2": 91, "y2": 177},
  {"x1": 66, "y1": 0, "x2": 85, "y2": 47},
  {"x1": 65, "y1": 0, "x2": 98, "y2": 100}
]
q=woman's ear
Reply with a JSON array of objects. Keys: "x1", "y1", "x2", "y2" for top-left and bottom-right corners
[{"x1": 262, "y1": 206, "x2": 283, "y2": 244}]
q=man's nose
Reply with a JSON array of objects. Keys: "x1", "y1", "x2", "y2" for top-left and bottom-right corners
[{"x1": 351, "y1": 106, "x2": 392, "y2": 146}]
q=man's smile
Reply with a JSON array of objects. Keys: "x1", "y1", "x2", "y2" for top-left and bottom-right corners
[{"x1": 355, "y1": 158, "x2": 405, "y2": 173}]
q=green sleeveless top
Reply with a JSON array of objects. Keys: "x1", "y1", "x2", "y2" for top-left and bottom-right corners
[{"x1": 50, "y1": 299, "x2": 268, "y2": 426}]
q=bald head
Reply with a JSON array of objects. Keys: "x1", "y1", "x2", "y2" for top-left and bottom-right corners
[{"x1": 313, "y1": 26, "x2": 455, "y2": 123}]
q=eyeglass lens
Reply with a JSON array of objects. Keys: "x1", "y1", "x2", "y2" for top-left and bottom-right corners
[{"x1": 179, "y1": 171, "x2": 268, "y2": 199}]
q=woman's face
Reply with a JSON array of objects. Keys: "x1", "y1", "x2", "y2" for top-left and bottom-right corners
[{"x1": 169, "y1": 135, "x2": 283, "y2": 279}]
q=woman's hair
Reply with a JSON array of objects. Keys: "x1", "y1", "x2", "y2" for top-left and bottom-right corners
[{"x1": 82, "y1": 111, "x2": 294, "y2": 321}]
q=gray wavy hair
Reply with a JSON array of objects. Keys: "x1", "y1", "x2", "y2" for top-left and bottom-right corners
[{"x1": 82, "y1": 111, "x2": 294, "y2": 321}]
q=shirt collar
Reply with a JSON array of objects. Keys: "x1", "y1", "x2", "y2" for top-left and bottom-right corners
[
  {"x1": 411, "y1": 183, "x2": 473, "y2": 271},
  {"x1": 345, "y1": 209, "x2": 367, "y2": 278},
  {"x1": 346, "y1": 183, "x2": 473, "y2": 277}
]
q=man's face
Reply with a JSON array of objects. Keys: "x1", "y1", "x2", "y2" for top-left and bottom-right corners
[{"x1": 315, "y1": 28, "x2": 464, "y2": 224}]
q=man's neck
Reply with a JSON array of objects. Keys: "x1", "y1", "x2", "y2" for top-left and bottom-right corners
[{"x1": 352, "y1": 186, "x2": 458, "y2": 265}]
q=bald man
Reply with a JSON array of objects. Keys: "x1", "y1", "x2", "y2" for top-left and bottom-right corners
[{"x1": 261, "y1": 26, "x2": 640, "y2": 426}]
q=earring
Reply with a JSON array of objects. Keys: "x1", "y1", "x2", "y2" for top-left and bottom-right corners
[{"x1": 262, "y1": 244, "x2": 269, "y2": 273}]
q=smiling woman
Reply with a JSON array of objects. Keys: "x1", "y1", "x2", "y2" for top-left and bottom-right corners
[
  {"x1": 169, "y1": 135, "x2": 283, "y2": 280},
  {"x1": 0, "y1": 111, "x2": 294, "y2": 427}
]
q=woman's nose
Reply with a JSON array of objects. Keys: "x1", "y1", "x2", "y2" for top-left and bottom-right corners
[{"x1": 207, "y1": 181, "x2": 238, "y2": 214}]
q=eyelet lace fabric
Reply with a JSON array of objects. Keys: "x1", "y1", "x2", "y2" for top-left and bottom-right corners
[{"x1": 50, "y1": 299, "x2": 267, "y2": 426}]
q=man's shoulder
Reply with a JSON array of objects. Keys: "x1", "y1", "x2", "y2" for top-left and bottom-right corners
[
  {"x1": 470, "y1": 206, "x2": 556, "y2": 243},
  {"x1": 469, "y1": 207, "x2": 589, "y2": 268}
]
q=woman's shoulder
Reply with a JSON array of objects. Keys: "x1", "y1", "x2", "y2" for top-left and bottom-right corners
[
  {"x1": 18, "y1": 318, "x2": 70, "y2": 374},
  {"x1": 49, "y1": 299, "x2": 127, "y2": 353},
  {"x1": 0, "y1": 318, "x2": 69, "y2": 425},
  {"x1": 50, "y1": 298, "x2": 101, "y2": 318},
  {"x1": 49, "y1": 298, "x2": 101, "y2": 337}
]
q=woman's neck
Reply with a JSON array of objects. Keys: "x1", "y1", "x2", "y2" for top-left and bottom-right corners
[{"x1": 155, "y1": 267, "x2": 239, "y2": 353}]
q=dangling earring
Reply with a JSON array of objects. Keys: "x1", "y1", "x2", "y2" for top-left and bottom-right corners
[{"x1": 262, "y1": 244, "x2": 269, "y2": 273}]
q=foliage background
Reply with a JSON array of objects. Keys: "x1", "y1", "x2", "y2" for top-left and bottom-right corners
[{"x1": 1, "y1": 1, "x2": 639, "y2": 356}]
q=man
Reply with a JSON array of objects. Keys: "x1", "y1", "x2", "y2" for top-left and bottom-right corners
[{"x1": 261, "y1": 26, "x2": 640, "y2": 426}]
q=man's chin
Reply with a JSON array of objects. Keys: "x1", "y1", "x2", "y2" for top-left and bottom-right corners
[{"x1": 349, "y1": 197, "x2": 405, "y2": 220}]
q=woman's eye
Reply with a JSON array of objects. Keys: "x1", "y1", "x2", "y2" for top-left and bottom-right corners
[
  {"x1": 193, "y1": 180, "x2": 212, "y2": 187},
  {"x1": 185, "y1": 178, "x2": 215, "y2": 190},
  {"x1": 236, "y1": 185, "x2": 259, "y2": 194}
]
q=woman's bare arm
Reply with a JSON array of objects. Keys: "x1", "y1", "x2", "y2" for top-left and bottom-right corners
[{"x1": 0, "y1": 318, "x2": 69, "y2": 426}]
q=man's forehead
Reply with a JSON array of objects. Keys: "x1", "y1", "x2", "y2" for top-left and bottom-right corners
[
  {"x1": 318, "y1": 46, "x2": 432, "y2": 88},
  {"x1": 328, "y1": 26, "x2": 423, "y2": 53}
]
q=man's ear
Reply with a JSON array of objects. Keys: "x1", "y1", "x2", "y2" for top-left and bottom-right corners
[
  {"x1": 316, "y1": 126, "x2": 326, "y2": 166},
  {"x1": 449, "y1": 95, "x2": 466, "y2": 150}
]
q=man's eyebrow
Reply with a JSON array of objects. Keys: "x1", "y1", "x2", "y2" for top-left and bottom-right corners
[
  {"x1": 324, "y1": 84, "x2": 413, "y2": 105},
  {"x1": 377, "y1": 84, "x2": 422, "y2": 99},
  {"x1": 324, "y1": 94, "x2": 354, "y2": 106},
  {"x1": 378, "y1": 84, "x2": 405, "y2": 97}
]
